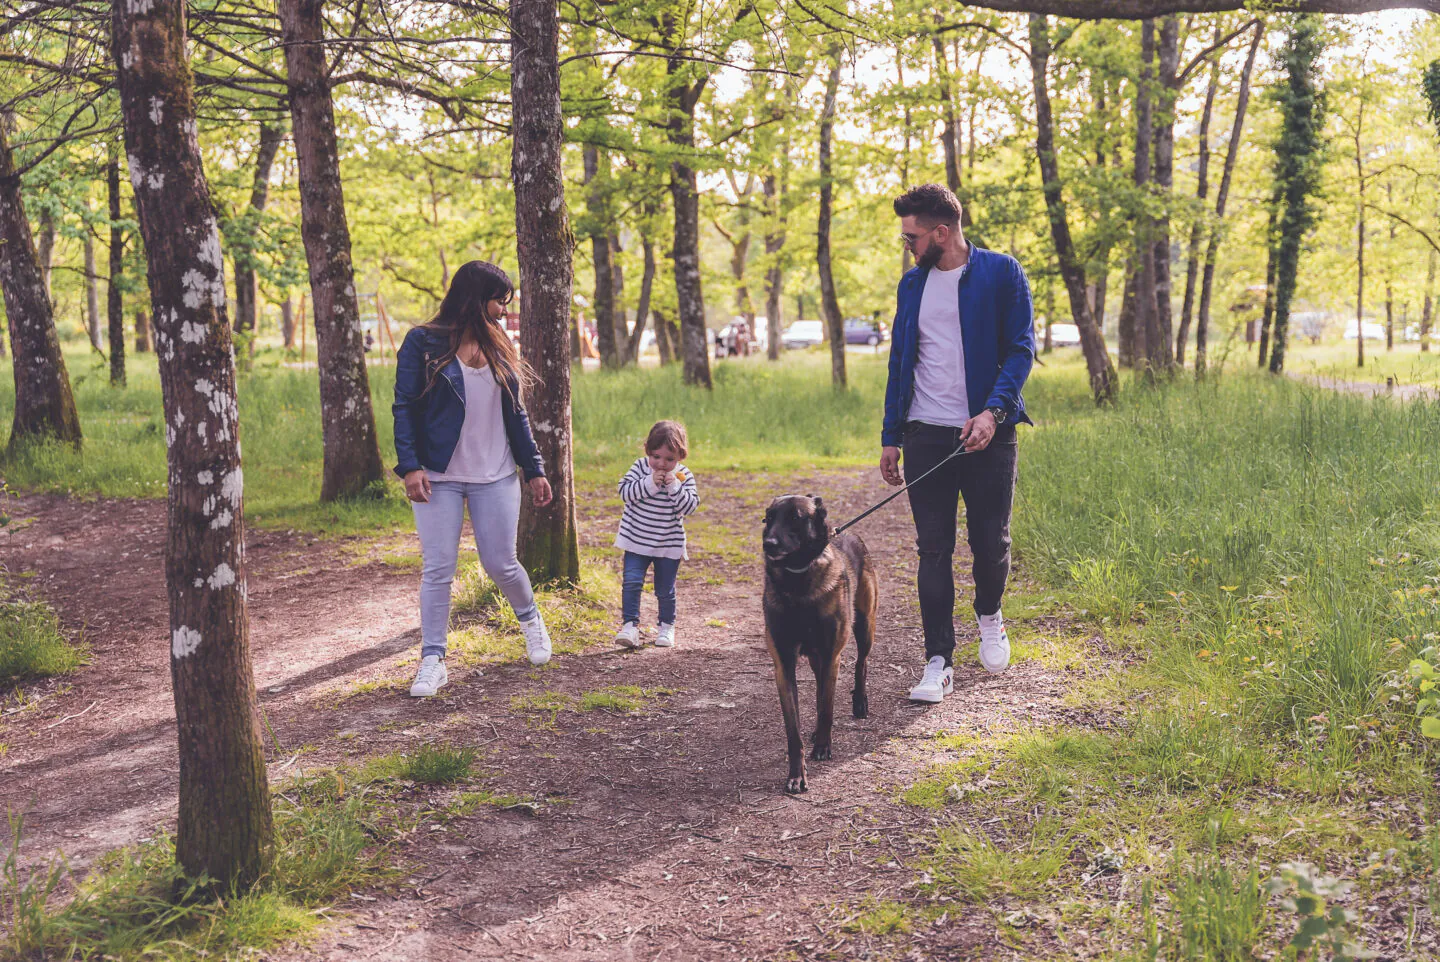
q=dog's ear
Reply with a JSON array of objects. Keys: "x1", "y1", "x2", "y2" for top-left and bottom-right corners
[{"x1": 812, "y1": 496, "x2": 827, "y2": 526}]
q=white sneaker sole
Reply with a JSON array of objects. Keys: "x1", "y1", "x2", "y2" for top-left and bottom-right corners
[
  {"x1": 653, "y1": 638, "x2": 674, "y2": 648},
  {"x1": 615, "y1": 634, "x2": 643, "y2": 649},
  {"x1": 410, "y1": 678, "x2": 447, "y2": 697},
  {"x1": 527, "y1": 649, "x2": 551, "y2": 667}
]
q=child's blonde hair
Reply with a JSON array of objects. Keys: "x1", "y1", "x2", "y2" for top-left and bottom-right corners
[{"x1": 645, "y1": 420, "x2": 689, "y2": 460}]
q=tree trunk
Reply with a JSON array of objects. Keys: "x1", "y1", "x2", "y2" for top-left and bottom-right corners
[
  {"x1": 108, "y1": 156, "x2": 126, "y2": 386},
  {"x1": 1118, "y1": 258, "x2": 1137, "y2": 366},
  {"x1": 763, "y1": 169, "x2": 786, "y2": 362},
  {"x1": 1150, "y1": 15, "x2": 1179, "y2": 371},
  {"x1": 136, "y1": 308, "x2": 150, "y2": 353},
  {"x1": 1132, "y1": 19, "x2": 1157, "y2": 375},
  {"x1": 1347, "y1": 103, "x2": 1369, "y2": 368},
  {"x1": 1028, "y1": 14, "x2": 1116, "y2": 403},
  {"x1": 1257, "y1": 206, "x2": 1278, "y2": 367},
  {"x1": 280, "y1": 295, "x2": 295, "y2": 348},
  {"x1": 1421, "y1": 248, "x2": 1434, "y2": 353},
  {"x1": 582, "y1": 144, "x2": 618, "y2": 368},
  {"x1": 626, "y1": 233, "x2": 655, "y2": 363},
  {"x1": 511, "y1": 0, "x2": 580, "y2": 585},
  {"x1": 611, "y1": 231, "x2": 627, "y2": 352},
  {"x1": 278, "y1": 0, "x2": 386, "y2": 501},
  {"x1": 1268, "y1": 15, "x2": 1327, "y2": 376},
  {"x1": 933, "y1": 32, "x2": 962, "y2": 197},
  {"x1": 234, "y1": 122, "x2": 283, "y2": 336},
  {"x1": 1196, "y1": 21, "x2": 1261, "y2": 378},
  {"x1": 1178, "y1": 30, "x2": 1220, "y2": 367},
  {"x1": 817, "y1": 51, "x2": 846, "y2": 388},
  {"x1": 37, "y1": 208, "x2": 55, "y2": 301},
  {"x1": 0, "y1": 123, "x2": 83, "y2": 449},
  {"x1": 112, "y1": 0, "x2": 273, "y2": 887},
  {"x1": 84, "y1": 228, "x2": 103, "y2": 351},
  {"x1": 1384, "y1": 183, "x2": 1394, "y2": 352},
  {"x1": 654, "y1": 308, "x2": 674, "y2": 364},
  {"x1": 663, "y1": 36, "x2": 713, "y2": 389}
]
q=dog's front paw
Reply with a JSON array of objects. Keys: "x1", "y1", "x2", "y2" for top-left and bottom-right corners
[
  {"x1": 810, "y1": 743, "x2": 832, "y2": 762},
  {"x1": 785, "y1": 773, "x2": 808, "y2": 794},
  {"x1": 852, "y1": 690, "x2": 869, "y2": 719}
]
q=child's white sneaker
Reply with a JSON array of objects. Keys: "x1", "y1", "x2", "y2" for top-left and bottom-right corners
[
  {"x1": 521, "y1": 613, "x2": 552, "y2": 666},
  {"x1": 410, "y1": 654, "x2": 448, "y2": 697},
  {"x1": 615, "y1": 622, "x2": 643, "y2": 649},
  {"x1": 654, "y1": 623, "x2": 676, "y2": 648},
  {"x1": 978, "y1": 611, "x2": 1011, "y2": 675}
]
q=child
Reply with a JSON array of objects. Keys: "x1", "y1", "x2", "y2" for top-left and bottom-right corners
[{"x1": 615, "y1": 421, "x2": 700, "y2": 648}]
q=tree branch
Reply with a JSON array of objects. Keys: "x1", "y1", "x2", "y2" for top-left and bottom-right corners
[{"x1": 952, "y1": 0, "x2": 1435, "y2": 18}]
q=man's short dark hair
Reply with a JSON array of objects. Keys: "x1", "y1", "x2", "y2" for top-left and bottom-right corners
[{"x1": 893, "y1": 184, "x2": 962, "y2": 227}]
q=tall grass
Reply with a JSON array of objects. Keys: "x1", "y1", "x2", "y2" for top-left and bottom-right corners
[
  {"x1": 0, "y1": 349, "x2": 892, "y2": 534},
  {"x1": 1019, "y1": 363, "x2": 1440, "y2": 771},
  {"x1": 0, "y1": 590, "x2": 84, "y2": 684}
]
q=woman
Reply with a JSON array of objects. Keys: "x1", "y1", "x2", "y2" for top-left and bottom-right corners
[{"x1": 393, "y1": 261, "x2": 554, "y2": 697}]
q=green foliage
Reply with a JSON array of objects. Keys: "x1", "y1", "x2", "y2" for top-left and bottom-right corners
[
  {"x1": 1263, "y1": 863, "x2": 1375, "y2": 960},
  {"x1": 1173, "y1": 854, "x2": 1268, "y2": 961},
  {"x1": 0, "y1": 588, "x2": 85, "y2": 684},
  {"x1": 2, "y1": 787, "x2": 388, "y2": 962},
  {"x1": 1423, "y1": 59, "x2": 1440, "y2": 140},
  {"x1": 1404, "y1": 646, "x2": 1440, "y2": 738},
  {"x1": 399, "y1": 744, "x2": 477, "y2": 785},
  {"x1": 1265, "y1": 14, "x2": 1330, "y2": 373}
]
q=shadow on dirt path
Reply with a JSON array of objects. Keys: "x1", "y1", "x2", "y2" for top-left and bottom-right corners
[{"x1": 0, "y1": 470, "x2": 1092, "y2": 960}]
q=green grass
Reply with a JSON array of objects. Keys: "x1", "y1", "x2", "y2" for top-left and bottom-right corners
[
  {"x1": 2, "y1": 782, "x2": 390, "y2": 962},
  {"x1": 0, "y1": 588, "x2": 85, "y2": 684},
  {"x1": 1287, "y1": 337, "x2": 1440, "y2": 387},
  {"x1": 356, "y1": 743, "x2": 475, "y2": 785},
  {"x1": 0, "y1": 350, "x2": 894, "y2": 536}
]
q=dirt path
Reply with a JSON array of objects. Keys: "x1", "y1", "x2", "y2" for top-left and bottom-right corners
[
  {"x1": 1292, "y1": 372, "x2": 1439, "y2": 400},
  {"x1": 0, "y1": 471, "x2": 1092, "y2": 960}
]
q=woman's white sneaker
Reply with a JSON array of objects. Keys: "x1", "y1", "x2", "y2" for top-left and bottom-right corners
[
  {"x1": 654, "y1": 623, "x2": 676, "y2": 648},
  {"x1": 521, "y1": 614, "x2": 552, "y2": 666},
  {"x1": 410, "y1": 654, "x2": 448, "y2": 697},
  {"x1": 978, "y1": 611, "x2": 1011, "y2": 674},
  {"x1": 908, "y1": 655, "x2": 954, "y2": 703},
  {"x1": 615, "y1": 622, "x2": 643, "y2": 648}
]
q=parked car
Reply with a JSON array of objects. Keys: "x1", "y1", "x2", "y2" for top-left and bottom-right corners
[
  {"x1": 1343, "y1": 320, "x2": 1385, "y2": 341},
  {"x1": 843, "y1": 317, "x2": 888, "y2": 346},
  {"x1": 1044, "y1": 322, "x2": 1082, "y2": 347},
  {"x1": 782, "y1": 320, "x2": 826, "y2": 350}
]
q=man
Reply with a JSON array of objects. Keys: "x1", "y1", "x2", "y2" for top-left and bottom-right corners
[{"x1": 879, "y1": 184, "x2": 1035, "y2": 704}]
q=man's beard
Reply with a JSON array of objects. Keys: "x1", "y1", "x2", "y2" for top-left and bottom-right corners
[{"x1": 916, "y1": 243, "x2": 944, "y2": 269}]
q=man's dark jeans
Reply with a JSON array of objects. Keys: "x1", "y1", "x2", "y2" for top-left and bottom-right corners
[{"x1": 902, "y1": 420, "x2": 1018, "y2": 667}]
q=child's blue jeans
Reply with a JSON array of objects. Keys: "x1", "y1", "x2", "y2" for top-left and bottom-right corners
[{"x1": 622, "y1": 551, "x2": 681, "y2": 626}]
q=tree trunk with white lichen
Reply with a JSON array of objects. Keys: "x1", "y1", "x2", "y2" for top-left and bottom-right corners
[
  {"x1": 112, "y1": 0, "x2": 274, "y2": 888},
  {"x1": 278, "y1": 0, "x2": 385, "y2": 501},
  {"x1": 0, "y1": 121, "x2": 82, "y2": 450},
  {"x1": 511, "y1": 0, "x2": 580, "y2": 585}
]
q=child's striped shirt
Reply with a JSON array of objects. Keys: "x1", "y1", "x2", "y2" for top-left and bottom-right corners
[{"x1": 615, "y1": 457, "x2": 700, "y2": 560}]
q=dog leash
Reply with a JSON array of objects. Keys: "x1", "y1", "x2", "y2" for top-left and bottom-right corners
[{"x1": 830, "y1": 443, "x2": 974, "y2": 538}]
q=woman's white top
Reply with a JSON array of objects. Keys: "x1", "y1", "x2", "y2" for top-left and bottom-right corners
[{"x1": 425, "y1": 361, "x2": 517, "y2": 484}]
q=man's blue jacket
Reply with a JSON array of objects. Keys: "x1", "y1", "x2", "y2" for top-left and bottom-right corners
[{"x1": 881, "y1": 245, "x2": 1036, "y2": 448}]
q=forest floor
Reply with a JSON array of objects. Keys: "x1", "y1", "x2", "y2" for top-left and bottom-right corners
[{"x1": 0, "y1": 468, "x2": 1118, "y2": 961}]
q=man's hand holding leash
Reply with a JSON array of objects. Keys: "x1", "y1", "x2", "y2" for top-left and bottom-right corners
[{"x1": 960, "y1": 409, "x2": 997, "y2": 452}]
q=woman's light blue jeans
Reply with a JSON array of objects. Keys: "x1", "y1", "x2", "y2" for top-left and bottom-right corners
[{"x1": 412, "y1": 474, "x2": 538, "y2": 659}]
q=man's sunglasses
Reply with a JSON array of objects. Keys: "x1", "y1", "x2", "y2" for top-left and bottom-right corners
[{"x1": 899, "y1": 225, "x2": 941, "y2": 248}]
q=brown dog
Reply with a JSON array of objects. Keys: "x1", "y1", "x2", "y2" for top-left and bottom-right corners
[{"x1": 762, "y1": 495, "x2": 878, "y2": 794}]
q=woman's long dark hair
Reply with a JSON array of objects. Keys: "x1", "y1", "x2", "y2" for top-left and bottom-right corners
[{"x1": 421, "y1": 260, "x2": 534, "y2": 401}]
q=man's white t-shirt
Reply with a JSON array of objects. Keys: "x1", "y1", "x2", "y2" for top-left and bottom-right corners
[{"x1": 907, "y1": 262, "x2": 970, "y2": 429}]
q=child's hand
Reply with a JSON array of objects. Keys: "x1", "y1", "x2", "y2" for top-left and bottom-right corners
[{"x1": 653, "y1": 470, "x2": 671, "y2": 487}]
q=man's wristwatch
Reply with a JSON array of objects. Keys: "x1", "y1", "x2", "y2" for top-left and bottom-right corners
[{"x1": 986, "y1": 406, "x2": 1007, "y2": 425}]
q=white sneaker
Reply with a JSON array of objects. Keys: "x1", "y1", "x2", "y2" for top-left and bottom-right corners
[
  {"x1": 615, "y1": 622, "x2": 643, "y2": 649},
  {"x1": 978, "y1": 611, "x2": 1011, "y2": 675},
  {"x1": 410, "y1": 654, "x2": 448, "y2": 697},
  {"x1": 908, "y1": 655, "x2": 954, "y2": 703},
  {"x1": 521, "y1": 614, "x2": 552, "y2": 666},
  {"x1": 654, "y1": 623, "x2": 675, "y2": 648}
]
